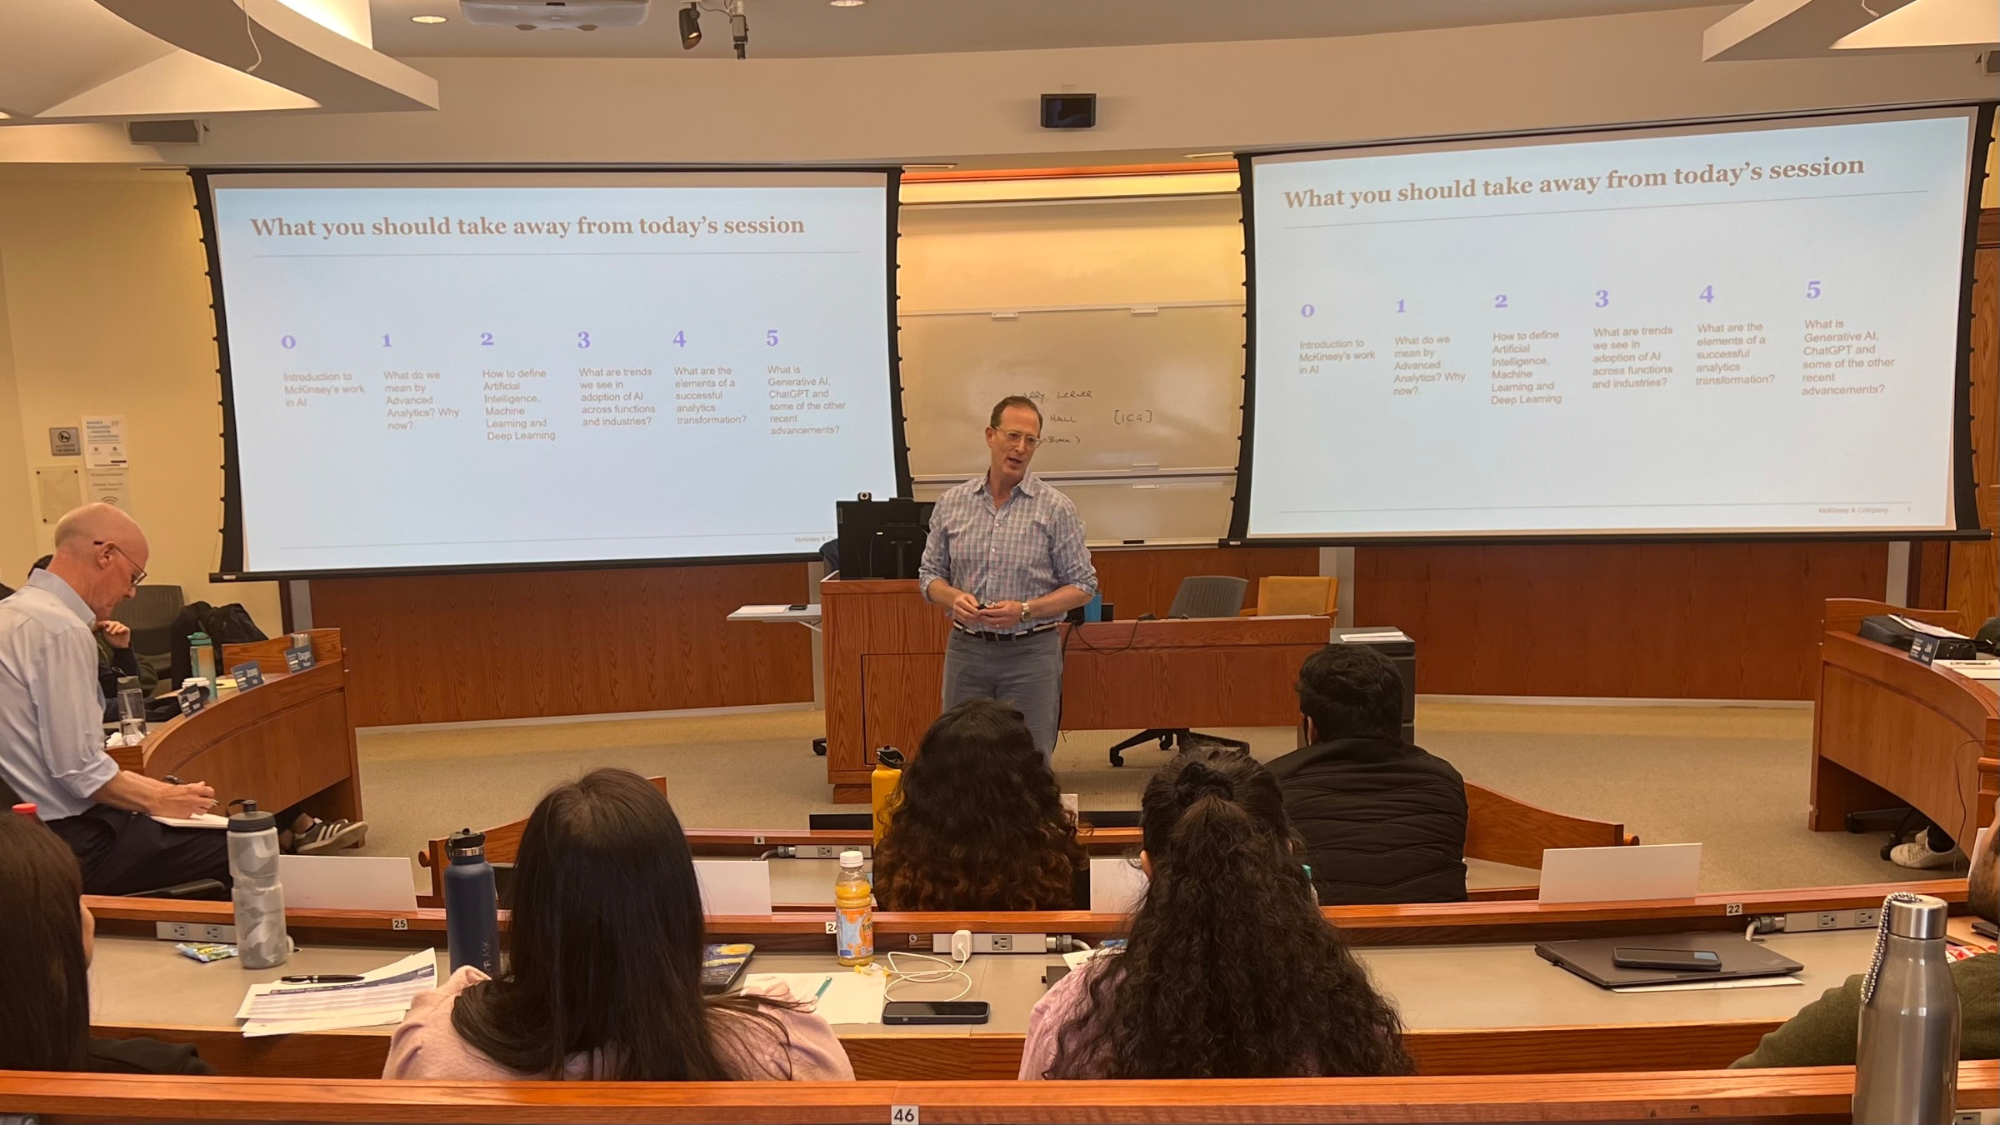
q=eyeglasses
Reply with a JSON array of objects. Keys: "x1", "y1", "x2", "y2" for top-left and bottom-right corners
[
  {"x1": 94, "y1": 540, "x2": 146, "y2": 588},
  {"x1": 996, "y1": 429, "x2": 1042, "y2": 450}
]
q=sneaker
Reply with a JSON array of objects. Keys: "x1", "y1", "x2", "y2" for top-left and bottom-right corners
[
  {"x1": 1889, "y1": 838, "x2": 1961, "y2": 870},
  {"x1": 294, "y1": 818, "x2": 369, "y2": 855}
]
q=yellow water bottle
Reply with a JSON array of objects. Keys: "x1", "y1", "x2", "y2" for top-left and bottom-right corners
[
  {"x1": 833, "y1": 849, "x2": 874, "y2": 966},
  {"x1": 870, "y1": 747, "x2": 906, "y2": 844}
]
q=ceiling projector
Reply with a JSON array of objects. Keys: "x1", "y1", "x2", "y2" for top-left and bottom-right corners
[{"x1": 460, "y1": 0, "x2": 651, "y2": 30}]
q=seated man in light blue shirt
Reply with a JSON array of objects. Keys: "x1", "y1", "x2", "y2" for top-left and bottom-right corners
[
  {"x1": 0, "y1": 504, "x2": 228, "y2": 896},
  {"x1": 918, "y1": 396, "x2": 1097, "y2": 765}
]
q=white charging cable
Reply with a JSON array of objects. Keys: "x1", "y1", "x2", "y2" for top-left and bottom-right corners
[{"x1": 882, "y1": 951, "x2": 972, "y2": 1003}]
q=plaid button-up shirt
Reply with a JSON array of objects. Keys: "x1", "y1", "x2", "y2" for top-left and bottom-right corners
[{"x1": 918, "y1": 472, "x2": 1098, "y2": 634}]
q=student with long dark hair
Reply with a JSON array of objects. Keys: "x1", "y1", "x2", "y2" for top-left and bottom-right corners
[
  {"x1": 385, "y1": 769, "x2": 851, "y2": 1081},
  {"x1": 0, "y1": 813, "x2": 213, "y2": 1075},
  {"x1": 1018, "y1": 746, "x2": 1411, "y2": 1079},
  {"x1": 872, "y1": 699, "x2": 1087, "y2": 911}
]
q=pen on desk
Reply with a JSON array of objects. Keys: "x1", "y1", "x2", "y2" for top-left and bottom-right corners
[
  {"x1": 280, "y1": 974, "x2": 363, "y2": 984},
  {"x1": 813, "y1": 977, "x2": 832, "y2": 1007}
]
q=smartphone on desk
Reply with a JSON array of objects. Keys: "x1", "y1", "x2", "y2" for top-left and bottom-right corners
[
  {"x1": 1612, "y1": 947, "x2": 1722, "y2": 972},
  {"x1": 882, "y1": 1001, "x2": 990, "y2": 1025}
]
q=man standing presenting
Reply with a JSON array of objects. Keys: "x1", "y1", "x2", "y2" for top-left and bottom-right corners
[
  {"x1": 919, "y1": 396, "x2": 1097, "y2": 765},
  {"x1": 0, "y1": 504, "x2": 228, "y2": 895}
]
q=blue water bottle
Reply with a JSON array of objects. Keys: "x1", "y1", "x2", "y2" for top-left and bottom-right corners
[{"x1": 443, "y1": 829, "x2": 500, "y2": 977}]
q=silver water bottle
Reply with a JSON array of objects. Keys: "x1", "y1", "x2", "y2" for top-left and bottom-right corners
[
  {"x1": 1853, "y1": 892, "x2": 1959, "y2": 1125},
  {"x1": 226, "y1": 799, "x2": 290, "y2": 969}
]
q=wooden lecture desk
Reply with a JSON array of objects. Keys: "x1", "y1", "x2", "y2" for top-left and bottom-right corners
[
  {"x1": 106, "y1": 628, "x2": 363, "y2": 824},
  {"x1": 1811, "y1": 599, "x2": 1998, "y2": 850},
  {"x1": 820, "y1": 576, "x2": 1330, "y2": 800}
]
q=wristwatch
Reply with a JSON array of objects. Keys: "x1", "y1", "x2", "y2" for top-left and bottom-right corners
[{"x1": 1019, "y1": 601, "x2": 1032, "y2": 624}]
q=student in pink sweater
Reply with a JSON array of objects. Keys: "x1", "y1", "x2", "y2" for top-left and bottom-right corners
[{"x1": 384, "y1": 769, "x2": 851, "y2": 1083}]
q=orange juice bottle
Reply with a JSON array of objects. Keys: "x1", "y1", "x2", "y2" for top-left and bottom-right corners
[{"x1": 834, "y1": 849, "x2": 873, "y2": 966}]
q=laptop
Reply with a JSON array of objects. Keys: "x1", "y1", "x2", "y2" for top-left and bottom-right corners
[{"x1": 1534, "y1": 932, "x2": 1803, "y2": 989}]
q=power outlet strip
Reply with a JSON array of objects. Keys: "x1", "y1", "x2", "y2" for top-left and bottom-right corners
[
  {"x1": 929, "y1": 932, "x2": 1048, "y2": 955},
  {"x1": 1780, "y1": 908, "x2": 1880, "y2": 933},
  {"x1": 155, "y1": 921, "x2": 237, "y2": 943}
]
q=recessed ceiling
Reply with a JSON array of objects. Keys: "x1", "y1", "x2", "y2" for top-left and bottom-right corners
[{"x1": 369, "y1": 0, "x2": 1729, "y2": 59}]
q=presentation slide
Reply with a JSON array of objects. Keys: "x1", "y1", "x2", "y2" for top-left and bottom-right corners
[
  {"x1": 206, "y1": 172, "x2": 897, "y2": 574},
  {"x1": 1243, "y1": 109, "x2": 1979, "y2": 539}
]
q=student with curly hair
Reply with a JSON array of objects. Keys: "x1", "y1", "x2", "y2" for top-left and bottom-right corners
[
  {"x1": 872, "y1": 699, "x2": 1088, "y2": 912},
  {"x1": 385, "y1": 768, "x2": 852, "y2": 1082},
  {"x1": 1018, "y1": 745, "x2": 1411, "y2": 1079}
]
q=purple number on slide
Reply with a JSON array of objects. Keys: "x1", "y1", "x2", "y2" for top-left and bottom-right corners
[
  {"x1": 1301, "y1": 304, "x2": 1315, "y2": 318},
  {"x1": 280, "y1": 335, "x2": 296, "y2": 349}
]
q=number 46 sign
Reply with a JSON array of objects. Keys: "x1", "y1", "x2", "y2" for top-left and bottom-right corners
[{"x1": 891, "y1": 1107, "x2": 920, "y2": 1125}]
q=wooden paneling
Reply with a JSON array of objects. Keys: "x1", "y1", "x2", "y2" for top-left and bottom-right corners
[
  {"x1": 1090, "y1": 545, "x2": 1320, "y2": 620},
  {"x1": 94, "y1": 1017, "x2": 1785, "y2": 1082},
  {"x1": 5, "y1": 1062, "x2": 1993, "y2": 1124},
  {"x1": 310, "y1": 563, "x2": 815, "y2": 726},
  {"x1": 1946, "y1": 244, "x2": 1998, "y2": 628},
  {"x1": 1353, "y1": 541, "x2": 1888, "y2": 699}
]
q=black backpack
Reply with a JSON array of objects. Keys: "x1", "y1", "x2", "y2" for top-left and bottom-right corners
[{"x1": 169, "y1": 602, "x2": 268, "y2": 686}]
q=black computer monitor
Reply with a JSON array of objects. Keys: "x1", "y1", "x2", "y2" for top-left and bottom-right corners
[{"x1": 835, "y1": 498, "x2": 934, "y2": 580}]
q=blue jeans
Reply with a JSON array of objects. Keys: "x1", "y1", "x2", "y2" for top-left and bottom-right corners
[{"x1": 941, "y1": 628, "x2": 1063, "y2": 764}]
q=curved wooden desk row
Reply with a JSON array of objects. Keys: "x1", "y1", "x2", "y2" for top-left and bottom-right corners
[
  {"x1": 77, "y1": 880, "x2": 1970, "y2": 1084},
  {"x1": 1811, "y1": 599, "x2": 1999, "y2": 849},
  {"x1": 415, "y1": 778, "x2": 1635, "y2": 905},
  {"x1": 3, "y1": 1063, "x2": 1995, "y2": 1124},
  {"x1": 106, "y1": 628, "x2": 363, "y2": 824},
  {"x1": 89, "y1": 878, "x2": 1963, "y2": 952}
]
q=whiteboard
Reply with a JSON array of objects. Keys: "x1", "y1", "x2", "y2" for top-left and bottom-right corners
[
  {"x1": 899, "y1": 305, "x2": 1244, "y2": 474},
  {"x1": 898, "y1": 193, "x2": 1247, "y2": 495}
]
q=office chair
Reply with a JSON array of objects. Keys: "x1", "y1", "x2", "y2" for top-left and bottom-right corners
[
  {"x1": 1108, "y1": 575, "x2": 1251, "y2": 767},
  {"x1": 112, "y1": 583, "x2": 185, "y2": 679},
  {"x1": 1239, "y1": 575, "x2": 1339, "y2": 618}
]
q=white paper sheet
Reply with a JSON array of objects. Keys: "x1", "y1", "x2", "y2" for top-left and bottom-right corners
[
  {"x1": 695, "y1": 859, "x2": 775, "y2": 914},
  {"x1": 743, "y1": 973, "x2": 833, "y2": 1012},
  {"x1": 151, "y1": 812, "x2": 229, "y2": 829},
  {"x1": 236, "y1": 949, "x2": 437, "y2": 1036},
  {"x1": 278, "y1": 855, "x2": 420, "y2": 912},
  {"x1": 1611, "y1": 974, "x2": 1802, "y2": 994},
  {"x1": 1089, "y1": 856, "x2": 1148, "y2": 913},
  {"x1": 1539, "y1": 843, "x2": 1702, "y2": 904},
  {"x1": 812, "y1": 969, "x2": 888, "y2": 1025}
]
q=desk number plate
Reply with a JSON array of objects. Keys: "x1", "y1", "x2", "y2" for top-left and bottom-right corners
[
  {"x1": 891, "y1": 1107, "x2": 919, "y2": 1125},
  {"x1": 176, "y1": 683, "x2": 207, "y2": 717},
  {"x1": 230, "y1": 661, "x2": 265, "y2": 690},
  {"x1": 283, "y1": 645, "x2": 317, "y2": 673},
  {"x1": 1910, "y1": 634, "x2": 1941, "y2": 666}
]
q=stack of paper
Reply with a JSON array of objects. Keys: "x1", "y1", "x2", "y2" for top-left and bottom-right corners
[{"x1": 235, "y1": 950, "x2": 437, "y2": 1037}]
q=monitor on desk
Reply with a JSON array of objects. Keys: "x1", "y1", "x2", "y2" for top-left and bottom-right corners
[{"x1": 835, "y1": 498, "x2": 933, "y2": 579}]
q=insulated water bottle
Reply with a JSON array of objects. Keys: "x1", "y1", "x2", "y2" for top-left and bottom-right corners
[
  {"x1": 227, "y1": 799, "x2": 289, "y2": 969},
  {"x1": 1853, "y1": 892, "x2": 1959, "y2": 1124}
]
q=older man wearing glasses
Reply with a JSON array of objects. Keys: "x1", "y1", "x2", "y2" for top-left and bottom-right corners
[
  {"x1": 918, "y1": 396, "x2": 1097, "y2": 766},
  {"x1": 0, "y1": 503, "x2": 230, "y2": 895}
]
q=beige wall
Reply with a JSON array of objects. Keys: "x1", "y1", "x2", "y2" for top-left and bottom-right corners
[{"x1": 0, "y1": 173, "x2": 283, "y2": 629}]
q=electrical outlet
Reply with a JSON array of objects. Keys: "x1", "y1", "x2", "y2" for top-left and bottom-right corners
[
  {"x1": 154, "y1": 922, "x2": 193, "y2": 941},
  {"x1": 1817, "y1": 912, "x2": 1840, "y2": 929},
  {"x1": 807, "y1": 845, "x2": 840, "y2": 859},
  {"x1": 197, "y1": 923, "x2": 236, "y2": 943},
  {"x1": 1854, "y1": 908, "x2": 1879, "y2": 928},
  {"x1": 989, "y1": 933, "x2": 1013, "y2": 952}
]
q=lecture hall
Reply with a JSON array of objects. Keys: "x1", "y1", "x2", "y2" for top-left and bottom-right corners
[{"x1": 0, "y1": 1, "x2": 1995, "y2": 1122}]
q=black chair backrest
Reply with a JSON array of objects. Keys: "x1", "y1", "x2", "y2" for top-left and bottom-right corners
[
  {"x1": 1167, "y1": 575, "x2": 1248, "y2": 619},
  {"x1": 112, "y1": 584, "x2": 185, "y2": 658}
]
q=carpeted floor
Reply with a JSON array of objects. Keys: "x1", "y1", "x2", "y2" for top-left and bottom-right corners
[{"x1": 350, "y1": 701, "x2": 1953, "y2": 894}]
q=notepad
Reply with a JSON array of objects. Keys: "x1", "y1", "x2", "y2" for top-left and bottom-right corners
[
  {"x1": 236, "y1": 949, "x2": 436, "y2": 1037},
  {"x1": 150, "y1": 812, "x2": 228, "y2": 829}
]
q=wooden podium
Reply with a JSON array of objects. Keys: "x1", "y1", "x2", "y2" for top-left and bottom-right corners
[
  {"x1": 821, "y1": 578, "x2": 1330, "y2": 801},
  {"x1": 1810, "y1": 599, "x2": 1998, "y2": 848}
]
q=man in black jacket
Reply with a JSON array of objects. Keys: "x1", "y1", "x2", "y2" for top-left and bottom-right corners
[{"x1": 1267, "y1": 643, "x2": 1468, "y2": 905}]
